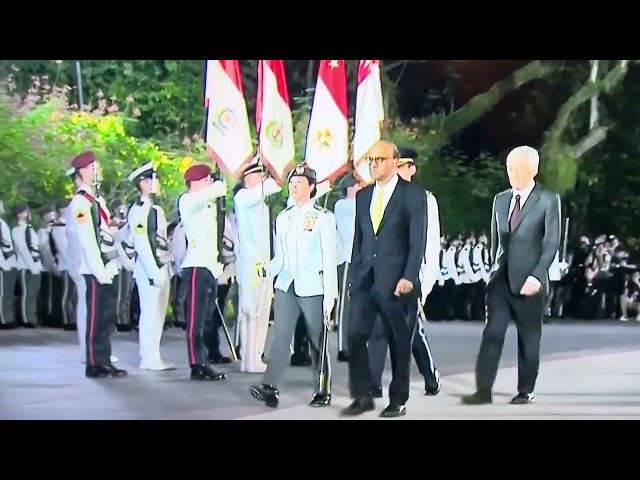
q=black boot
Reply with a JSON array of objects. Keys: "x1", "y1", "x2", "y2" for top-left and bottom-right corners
[
  {"x1": 250, "y1": 384, "x2": 279, "y2": 408},
  {"x1": 190, "y1": 365, "x2": 226, "y2": 381}
]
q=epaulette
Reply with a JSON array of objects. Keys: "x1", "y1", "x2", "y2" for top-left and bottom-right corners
[{"x1": 313, "y1": 204, "x2": 328, "y2": 213}]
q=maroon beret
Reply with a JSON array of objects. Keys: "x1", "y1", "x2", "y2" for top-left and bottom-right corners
[
  {"x1": 71, "y1": 151, "x2": 96, "y2": 170},
  {"x1": 184, "y1": 163, "x2": 212, "y2": 182}
]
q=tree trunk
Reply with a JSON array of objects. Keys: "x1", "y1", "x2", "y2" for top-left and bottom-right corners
[
  {"x1": 545, "y1": 60, "x2": 630, "y2": 152},
  {"x1": 438, "y1": 60, "x2": 564, "y2": 141}
]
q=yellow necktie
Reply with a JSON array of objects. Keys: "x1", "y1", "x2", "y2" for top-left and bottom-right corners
[{"x1": 371, "y1": 189, "x2": 384, "y2": 233}]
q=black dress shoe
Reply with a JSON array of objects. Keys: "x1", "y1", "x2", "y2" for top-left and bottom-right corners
[
  {"x1": 370, "y1": 386, "x2": 383, "y2": 398},
  {"x1": 340, "y1": 398, "x2": 375, "y2": 416},
  {"x1": 190, "y1": 365, "x2": 226, "y2": 381},
  {"x1": 510, "y1": 392, "x2": 535, "y2": 405},
  {"x1": 461, "y1": 390, "x2": 492, "y2": 405},
  {"x1": 85, "y1": 364, "x2": 127, "y2": 378},
  {"x1": 337, "y1": 351, "x2": 349, "y2": 362},
  {"x1": 107, "y1": 364, "x2": 128, "y2": 376},
  {"x1": 380, "y1": 403, "x2": 406, "y2": 418},
  {"x1": 309, "y1": 392, "x2": 331, "y2": 407},
  {"x1": 250, "y1": 384, "x2": 279, "y2": 408},
  {"x1": 425, "y1": 369, "x2": 441, "y2": 396},
  {"x1": 209, "y1": 354, "x2": 233, "y2": 364},
  {"x1": 290, "y1": 354, "x2": 312, "y2": 367},
  {"x1": 86, "y1": 365, "x2": 113, "y2": 378}
]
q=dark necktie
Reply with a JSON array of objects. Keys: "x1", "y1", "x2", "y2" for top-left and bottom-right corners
[{"x1": 509, "y1": 194, "x2": 521, "y2": 231}]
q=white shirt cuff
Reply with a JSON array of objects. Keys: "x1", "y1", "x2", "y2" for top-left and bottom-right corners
[{"x1": 526, "y1": 276, "x2": 541, "y2": 288}]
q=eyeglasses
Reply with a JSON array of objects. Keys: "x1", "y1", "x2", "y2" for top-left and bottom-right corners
[{"x1": 366, "y1": 156, "x2": 394, "y2": 165}]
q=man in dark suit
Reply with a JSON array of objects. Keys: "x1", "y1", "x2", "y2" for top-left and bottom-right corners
[
  {"x1": 341, "y1": 140, "x2": 427, "y2": 418},
  {"x1": 462, "y1": 146, "x2": 561, "y2": 406}
]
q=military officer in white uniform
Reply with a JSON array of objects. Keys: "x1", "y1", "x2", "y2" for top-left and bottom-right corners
[
  {"x1": 168, "y1": 203, "x2": 187, "y2": 330},
  {"x1": 67, "y1": 151, "x2": 125, "y2": 378},
  {"x1": 441, "y1": 240, "x2": 461, "y2": 320},
  {"x1": 178, "y1": 163, "x2": 228, "y2": 381},
  {"x1": 333, "y1": 174, "x2": 360, "y2": 362},
  {"x1": 37, "y1": 205, "x2": 60, "y2": 327},
  {"x1": 12, "y1": 204, "x2": 42, "y2": 328},
  {"x1": 127, "y1": 162, "x2": 174, "y2": 371},
  {"x1": 250, "y1": 165, "x2": 338, "y2": 409},
  {"x1": 51, "y1": 199, "x2": 76, "y2": 330},
  {"x1": 233, "y1": 161, "x2": 281, "y2": 373},
  {"x1": 368, "y1": 148, "x2": 441, "y2": 397},
  {"x1": 0, "y1": 199, "x2": 18, "y2": 328},
  {"x1": 455, "y1": 237, "x2": 482, "y2": 320}
]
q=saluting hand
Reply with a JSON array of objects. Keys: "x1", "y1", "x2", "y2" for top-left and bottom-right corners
[{"x1": 394, "y1": 278, "x2": 414, "y2": 297}]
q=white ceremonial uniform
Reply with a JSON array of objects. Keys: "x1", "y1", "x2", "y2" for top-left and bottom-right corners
[
  {"x1": 419, "y1": 191, "x2": 441, "y2": 303},
  {"x1": 333, "y1": 196, "x2": 356, "y2": 354},
  {"x1": 0, "y1": 217, "x2": 18, "y2": 326},
  {"x1": 179, "y1": 179, "x2": 227, "y2": 368},
  {"x1": 234, "y1": 177, "x2": 281, "y2": 373},
  {"x1": 268, "y1": 201, "x2": 339, "y2": 310},
  {"x1": 128, "y1": 195, "x2": 173, "y2": 370},
  {"x1": 51, "y1": 217, "x2": 75, "y2": 328},
  {"x1": 261, "y1": 199, "x2": 338, "y2": 391},
  {"x1": 68, "y1": 184, "x2": 119, "y2": 367},
  {"x1": 474, "y1": 243, "x2": 491, "y2": 283},
  {"x1": 169, "y1": 222, "x2": 187, "y2": 277},
  {"x1": 65, "y1": 196, "x2": 87, "y2": 359},
  {"x1": 13, "y1": 221, "x2": 43, "y2": 326}
]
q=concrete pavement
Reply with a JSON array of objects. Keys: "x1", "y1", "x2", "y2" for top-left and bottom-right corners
[{"x1": 1, "y1": 320, "x2": 639, "y2": 420}]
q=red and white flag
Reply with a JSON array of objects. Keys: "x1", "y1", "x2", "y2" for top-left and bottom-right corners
[
  {"x1": 256, "y1": 60, "x2": 295, "y2": 184},
  {"x1": 352, "y1": 60, "x2": 385, "y2": 184},
  {"x1": 204, "y1": 60, "x2": 253, "y2": 177},
  {"x1": 304, "y1": 60, "x2": 348, "y2": 190}
]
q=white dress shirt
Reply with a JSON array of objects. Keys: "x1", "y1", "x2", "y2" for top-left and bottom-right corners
[
  {"x1": 509, "y1": 181, "x2": 540, "y2": 288},
  {"x1": 370, "y1": 173, "x2": 399, "y2": 222}
]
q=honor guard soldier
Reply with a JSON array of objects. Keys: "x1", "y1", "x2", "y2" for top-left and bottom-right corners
[
  {"x1": 471, "y1": 232, "x2": 491, "y2": 319},
  {"x1": 0, "y1": 199, "x2": 18, "y2": 329},
  {"x1": 168, "y1": 204, "x2": 187, "y2": 330},
  {"x1": 250, "y1": 165, "x2": 338, "y2": 408},
  {"x1": 233, "y1": 161, "x2": 281, "y2": 372},
  {"x1": 333, "y1": 174, "x2": 361, "y2": 362},
  {"x1": 51, "y1": 199, "x2": 77, "y2": 330},
  {"x1": 127, "y1": 162, "x2": 174, "y2": 371},
  {"x1": 367, "y1": 147, "x2": 441, "y2": 397},
  {"x1": 178, "y1": 163, "x2": 228, "y2": 381},
  {"x1": 37, "y1": 205, "x2": 59, "y2": 327},
  {"x1": 456, "y1": 235, "x2": 482, "y2": 320},
  {"x1": 12, "y1": 204, "x2": 42, "y2": 328},
  {"x1": 205, "y1": 212, "x2": 236, "y2": 364},
  {"x1": 110, "y1": 199, "x2": 135, "y2": 331},
  {"x1": 68, "y1": 151, "x2": 125, "y2": 378}
]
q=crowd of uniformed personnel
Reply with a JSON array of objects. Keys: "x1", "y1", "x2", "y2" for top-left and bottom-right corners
[{"x1": 1, "y1": 146, "x2": 638, "y2": 400}]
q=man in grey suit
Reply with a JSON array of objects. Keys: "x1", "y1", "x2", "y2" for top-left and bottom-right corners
[{"x1": 462, "y1": 145, "x2": 561, "y2": 406}]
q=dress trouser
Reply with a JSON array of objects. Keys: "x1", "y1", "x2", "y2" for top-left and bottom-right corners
[
  {"x1": 19, "y1": 270, "x2": 41, "y2": 327},
  {"x1": 262, "y1": 284, "x2": 330, "y2": 392},
  {"x1": 83, "y1": 274, "x2": 119, "y2": 367},
  {"x1": 183, "y1": 267, "x2": 217, "y2": 367},
  {"x1": 475, "y1": 268, "x2": 545, "y2": 394},
  {"x1": 0, "y1": 268, "x2": 18, "y2": 325}
]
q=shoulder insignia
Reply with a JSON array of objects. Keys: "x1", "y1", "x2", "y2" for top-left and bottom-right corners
[
  {"x1": 74, "y1": 210, "x2": 88, "y2": 224},
  {"x1": 134, "y1": 223, "x2": 146, "y2": 234}
]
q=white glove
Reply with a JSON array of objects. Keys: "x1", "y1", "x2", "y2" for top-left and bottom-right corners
[
  {"x1": 323, "y1": 298, "x2": 335, "y2": 318},
  {"x1": 97, "y1": 273, "x2": 113, "y2": 285},
  {"x1": 454, "y1": 278, "x2": 461, "y2": 285},
  {"x1": 29, "y1": 267, "x2": 39, "y2": 275},
  {"x1": 437, "y1": 279, "x2": 445, "y2": 287},
  {"x1": 152, "y1": 271, "x2": 167, "y2": 287}
]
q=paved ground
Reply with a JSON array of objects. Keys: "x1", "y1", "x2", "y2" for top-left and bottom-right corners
[{"x1": 1, "y1": 319, "x2": 639, "y2": 420}]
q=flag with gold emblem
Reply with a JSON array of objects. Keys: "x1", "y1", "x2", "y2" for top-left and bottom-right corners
[
  {"x1": 204, "y1": 60, "x2": 253, "y2": 178},
  {"x1": 304, "y1": 60, "x2": 349, "y2": 193},
  {"x1": 352, "y1": 60, "x2": 385, "y2": 184},
  {"x1": 256, "y1": 60, "x2": 295, "y2": 184}
]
